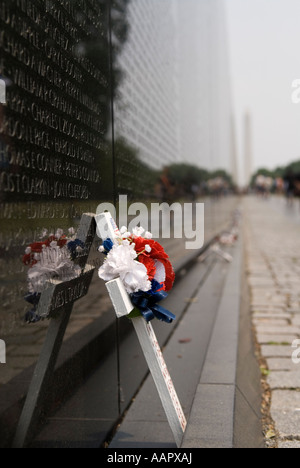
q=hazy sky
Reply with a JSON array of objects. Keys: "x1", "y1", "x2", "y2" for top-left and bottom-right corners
[{"x1": 225, "y1": 0, "x2": 300, "y2": 184}]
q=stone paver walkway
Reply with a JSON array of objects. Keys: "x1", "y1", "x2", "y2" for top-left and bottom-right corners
[{"x1": 244, "y1": 196, "x2": 300, "y2": 448}]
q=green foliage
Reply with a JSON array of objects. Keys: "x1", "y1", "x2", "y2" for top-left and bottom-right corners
[
  {"x1": 250, "y1": 168, "x2": 275, "y2": 186},
  {"x1": 111, "y1": 140, "x2": 235, "y2": 201},
  {"x1": 284, "y1": 160, "x2": 300, "y2": 177},
  {"x1": 115, "y1": 137, "x2": 160, "y2": 199},
  {"x1": 251, "y1": 160, "x2": 300, "y2": 185},
  {"x1": 208, "y1": 169, "x2": 234, "y2": 187},
  {"x1": 167, "y1": 163, "x2": 209, "y2": 187}
]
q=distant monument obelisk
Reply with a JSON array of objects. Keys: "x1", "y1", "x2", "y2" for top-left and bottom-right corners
[
  {"x1": 244, "y1": 112, "x2": 253, "y2": 188},
  {"x1": 230, "y1": 115, "x2": 239, "y2": 187}
]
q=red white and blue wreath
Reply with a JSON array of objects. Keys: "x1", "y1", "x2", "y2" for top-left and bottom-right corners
[
  {"x1": 98, "y1": 227, "x2": 176, "y2": 324},
  {"x1": 22, "y1": 228, "x2": 84, "y2": 323}
]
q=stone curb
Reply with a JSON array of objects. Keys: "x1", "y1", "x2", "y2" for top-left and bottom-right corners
[{"x1": 181, "y1": 234, "x2": 265, "y2": 448}]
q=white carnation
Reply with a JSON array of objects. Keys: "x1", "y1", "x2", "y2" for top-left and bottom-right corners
[
  {"x1": 132, "y1": 226, "x2": 145, "y2": 237},
  {"x1": 98, "y1": 243, "x2": 151, "y2": 294},
  {"x1": 55, "y1": 229, "x2": 64, "y2": 239},
  {"x1": 28, "y1": 244, "x2": 81, "y2": 294}
]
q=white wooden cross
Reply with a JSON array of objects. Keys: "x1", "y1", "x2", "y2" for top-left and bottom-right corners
[
  {"x1": 96, "y1": 212, "x2": 187, "y2": 448},
  {"x1": 198, "y1": 242, "x2": 233, "y2": 264},
  {"x1": 210, "y1": 244, "x2": 233, "y2": 263}
]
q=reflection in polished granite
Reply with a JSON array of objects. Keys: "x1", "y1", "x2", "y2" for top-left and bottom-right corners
[
  {"x1": 0, "y1": 0, "x2": 234, "y2": 446},
  {"x1": 0, "y1": 196, "x2": 239, "y2": 385}
]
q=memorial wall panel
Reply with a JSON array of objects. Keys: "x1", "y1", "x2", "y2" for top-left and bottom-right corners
[
  {"x1": 0, "y1": 0, "x2": 118, "y2": 383},
  {"x1": 0, "y1": 0, "x2": 236, "y2": 446}
]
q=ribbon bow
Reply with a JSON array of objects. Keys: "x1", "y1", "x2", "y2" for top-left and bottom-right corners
[
  {"x1": 131, "y1": 284, "x2": 176, "y2": 324},
  {"x1": 67, "y1": 239, "x2": 85, "y2": 260},
  {"x1": 24, "y1": 293, "x2": 41, "y2": 323}
]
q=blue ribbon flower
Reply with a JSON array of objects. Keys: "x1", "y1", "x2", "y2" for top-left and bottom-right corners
[
  {"x1": 67, "y1": 239, "x2": 85, "y2": 260},
  {"x1": 131, "y1": 282, "x2": 176, "y2": 324},
  {"x1": 102, "y1": 238, "x2": 114, "y2": 254},
  {"x1": 24, "y1": 293, "x2": 41, "y2": 323},
  {"x1": 25, "y1": 292, "x2": 41, "y2": 306}
]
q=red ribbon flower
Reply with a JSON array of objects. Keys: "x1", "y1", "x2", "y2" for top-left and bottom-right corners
[
  {"x1": 134, "y1": 238, "x2": 175, "y2": 292},
  {"x1": 23, "y1": 236, "x2": 68, "y2": 268}
]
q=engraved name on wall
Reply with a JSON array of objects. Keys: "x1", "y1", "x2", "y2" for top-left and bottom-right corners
[{"x1": 0, "y1": 0, "x2": 109, "y2": 202}]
